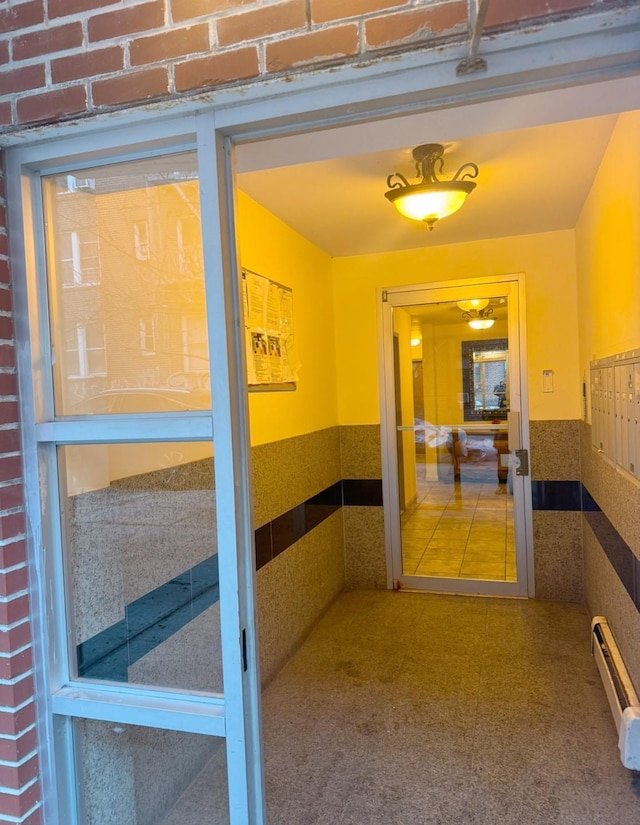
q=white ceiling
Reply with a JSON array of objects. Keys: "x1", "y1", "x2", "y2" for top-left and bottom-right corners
[
  {"x1": 237, "y1": 113, "x2": 617, "y2": 257},
  {"x1": 234, "y1": 76, "x2": 640, "y2": 258}
]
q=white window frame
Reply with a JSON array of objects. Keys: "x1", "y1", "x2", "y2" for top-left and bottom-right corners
[{"x1": 8, "y1": 116, "x2": 264, "y2": 825}]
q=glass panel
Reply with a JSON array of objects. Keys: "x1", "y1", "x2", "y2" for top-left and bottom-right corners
[
  {"x1": 42, "y1": 153, "x2": 210, "y2": 416},
  {"x1": 76, "y1": 719, "x2": 229, "y2": 825},
  {"x1": 62, "y1": 442, "x2": 222, "y2": 693},
  {"x1": 394, "y1": 297, "x2": 515, "y2": 582}
]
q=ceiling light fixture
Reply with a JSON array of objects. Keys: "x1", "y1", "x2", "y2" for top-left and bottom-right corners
[
  {"x1": 457, "y1": 298, "x2": 489, "y2": 312},
  {"x1": 385, "y1": 143, "x2": 479, "y2": 230},
  {"x1": 462, "y1": 307, "x2": 494, "y2": 330}
]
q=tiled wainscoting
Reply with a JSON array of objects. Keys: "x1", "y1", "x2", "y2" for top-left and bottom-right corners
[
  {"x1": 580, "y1": 423, "x2": 640, "y2": 690},
  {"x1": 69, "y1": 425, "x2": 386, "y2": 821},
  {"x1": 530, "y1": 419, "x2": 640, "y2": 690},
  {"x1": 530, "y1": 420, "x2": 584, "y2": 602},
  {"x1": 64, "y1": 419, "x2": 640, "y2": 820}
]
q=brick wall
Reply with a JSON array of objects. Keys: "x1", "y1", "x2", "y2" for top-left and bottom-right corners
[
  {"x1": 0, "y1": 0, "x2": 622, "y2": 132},
  {"x1": 0, "y1": 157, "x2": 41, "y2": 825}
]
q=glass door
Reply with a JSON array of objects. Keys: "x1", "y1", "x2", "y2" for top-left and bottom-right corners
[
  {"x1": 16, "y1": 121, "x2": 265, "y2": 824},
  {"x1": 381, "y1": 280, "x2": 530, "y2": 597}
]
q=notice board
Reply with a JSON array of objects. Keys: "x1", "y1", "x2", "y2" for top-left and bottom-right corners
[{"x1": 242, "y1": 269, "x2": 299, "y2": 390}]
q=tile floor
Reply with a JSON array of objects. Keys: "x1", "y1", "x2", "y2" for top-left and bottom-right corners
[
  {"x1": 161, "y1": 590, "x2": 640, "y2": 825},
  {"x1": 402, "y1": 459, "x2": 515, "y2": 581}
]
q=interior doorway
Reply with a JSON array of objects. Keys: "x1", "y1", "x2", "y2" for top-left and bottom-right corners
[{"x1": 379, "y1": 277, "x2": 531, "y2": 597}]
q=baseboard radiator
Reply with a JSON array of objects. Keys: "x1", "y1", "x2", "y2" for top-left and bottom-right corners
[{"x1": 591, "y1": 617, "x2": 640, "y2": 769}]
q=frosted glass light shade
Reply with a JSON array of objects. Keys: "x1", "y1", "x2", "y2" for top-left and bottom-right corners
[
  {"x1": 468, "y1": 319, "x2": 495, "y2": 330},
  {"x1": 457, "y1": 299, "x2": 489, "y2": 312},
  {"x1": 391, "y1": 187, "x2": 468, "y2": 223}
]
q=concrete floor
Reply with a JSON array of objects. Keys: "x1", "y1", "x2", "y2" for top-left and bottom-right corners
[{"x1": 164, "y1": 591, "x2": 640, "y2": 824}]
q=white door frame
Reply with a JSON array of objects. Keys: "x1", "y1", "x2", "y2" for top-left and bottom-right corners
[
  {"x1": 377, "y1": 275, "x2": 533, "y2": 598},
  {"x1": 5, "y1": 6, "x2": 639, "y2": 821}
]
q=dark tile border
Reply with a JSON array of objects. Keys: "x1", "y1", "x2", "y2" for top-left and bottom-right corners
[
  {"x1": 77, "y1": 477, "x2": 383, "y2": 680},
  {"x1": 77, "y1": 556, "x2": 219, "y2": 680},
  {"x1": 342, "y1": 479, "x2": 384, "y2": 507},
  {"x1": 582, "y1": 486, "x2": 640, "y2": 613},
  {"x1": 531, "y1": 480, "x2": 581, "y2": 511}
]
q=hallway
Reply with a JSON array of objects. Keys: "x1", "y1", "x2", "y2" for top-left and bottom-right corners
[{"x1": 164, "y1": 591, "x2": 640, "y2": 824}]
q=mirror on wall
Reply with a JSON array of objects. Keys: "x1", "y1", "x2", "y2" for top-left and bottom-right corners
[{"x1": 461, "y1": 339, "x2": 509, "y2": 421}]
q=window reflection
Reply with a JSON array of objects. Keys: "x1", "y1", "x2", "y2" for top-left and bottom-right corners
[{"x1": 43, "y1": 154, "x2": 211, "y2": 416}]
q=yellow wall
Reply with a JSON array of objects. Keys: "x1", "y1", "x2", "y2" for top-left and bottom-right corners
[
  {"x1": 575, "y1": 111, "x2": 640, "y2": 399},
  {"x1": 332, "y1": 230, "x2": 581, "y2": 425},
  {"x1": 237, "y1": 191, "x2": 339, "y2": 446}
]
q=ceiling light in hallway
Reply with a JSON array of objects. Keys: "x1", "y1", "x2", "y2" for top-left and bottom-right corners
[
  {"x1": 384, "y1": 143, "x2": 479, "y2": 230},
  {"x1": 463, "y1": 306, "x2": 495, "y2": 330}
]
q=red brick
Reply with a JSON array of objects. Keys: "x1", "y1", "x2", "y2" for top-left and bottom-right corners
[
  {"x1": 0, "y1": 594, "x2": 29, "y2": 626},
  {"x1": 0, "y1": 403, "x2": 18, "y2": 427},
  {"x1": 175, "y1": 45, "x2": 258, "y2": 91},
  {"x1": 0, "y1": 345, "x2": 15, "y2": 368},
  {"x1": 0, "y1": 752, "x2": 38, "y2": 789},
  {"x1": 311, "y1": 0, "x2": 407, "y2": 24},
  {"x1": 0, "y1": 290, "x2": 13, "y2": 315},
  {"x1": 0, "y1": 260, "x2": 9, "y2": 285},
  {"x1": 0, "y1": 103, "x2": 13, "y2": 126},
  {"x1": 0, "y1": 233, "x2": 7, "y2": 257},
  {"x1": 16, "y1": 85, "x2": 87, "y2": 126},
  {"x1": 486, "y1": 0, "x2": 593, "y2": 27},
  {"x1": 51, "y1": 46, "x2": 124, "y2": 84},
  {"x1": 0, "y1": 456, "x2": 21, "y2": 482},
  {"x1": 217, "y1": 0, "x2": 306, "y2": 46},
  {"x1": 267, "y1": 24, "x2": 358, "y2": 72},
  {"x1": 23, "y1": 807, "x2": 43, "y2": 825},
  {"x1": 0, "y1": 645, "x2": 32, "y2": 680},
  {"x1": 0, "y1": 725, "x2": 37, "y2": 762},
  {"x1": 0, "y1": 512, "x2": 25, "y2": 543},
  {"x1": 0, "y1": 39, "x2": 9, "y2": 66},
  {"x1": 0, "y1": 369, "x2": 16, "y2": 400},
  {"x1": 0, "y1": 483, "x2": 22, "y2": 511},
  {"x1": 130, "y1": 24, "x2": 210, "y2": 67},
  {"x1": 0, "y1": 316, "x2": 13, "y2": 340},
  {"x1": 49, "y1": 0, "x2": 116, "y2": 18},
  {"x1": 0, "y1": 618, "x2": 32, "y2": 655},
  {"x1": 0, "y1": 775, "x2": 40, "y2": 817},
  {"x1": 0, "y1": 65, "x2": 45, "y2": 96},
  {"x1": 12, "y1": 22, "x2": 84, "y2": 61},
  {"x1": 365, "y1": 1, "x2": 467, "y2": 49},
  {"x1": 0, "y1": 1, "x2": 44, "y2": 35},
  {"x1": 0, "y1": 674, "x2": 34, "y2": 710},
  {"x1": 0, "y1": 567, "x2": 28, "y2": 599},
  {"x1": 88, "y1": 1, "x2": 165, "y2": 42},
  {"x1": 92, "y1": 66, "x2": 169, "y2": 106},
  {"x1": 0, "y1": 204, "x2": 5, "y2": 228},
  {"x1": 0, "y1": 428, "x2": 20, "y2": 455},
  {"x1": 0, "y1": 701, "x2": 35, "y2": 737},
  {"x1": 171, "y1": 0, "x2": 255, "y2": 23}
]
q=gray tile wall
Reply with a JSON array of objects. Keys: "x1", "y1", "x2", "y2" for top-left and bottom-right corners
[
  {"x1": 257, "y1": 511, "x2": 345, "y2": 685},
  {"x1": 530, "y1": 420, "x2": 584, "y2": 602},
  {"x1": 529, "y1": 420, "x2": 581, "y2": 481},
  {"x1": 340, "y1": 425, "x2": 388, "y2": 590},
  {"x1": 252, "y1": 426, "x2": 342, "y2": 528}
]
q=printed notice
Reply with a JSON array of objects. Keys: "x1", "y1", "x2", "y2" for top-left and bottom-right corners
[{"x1": 242, "y1": 270, "x2": 298, "y2": 387}]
